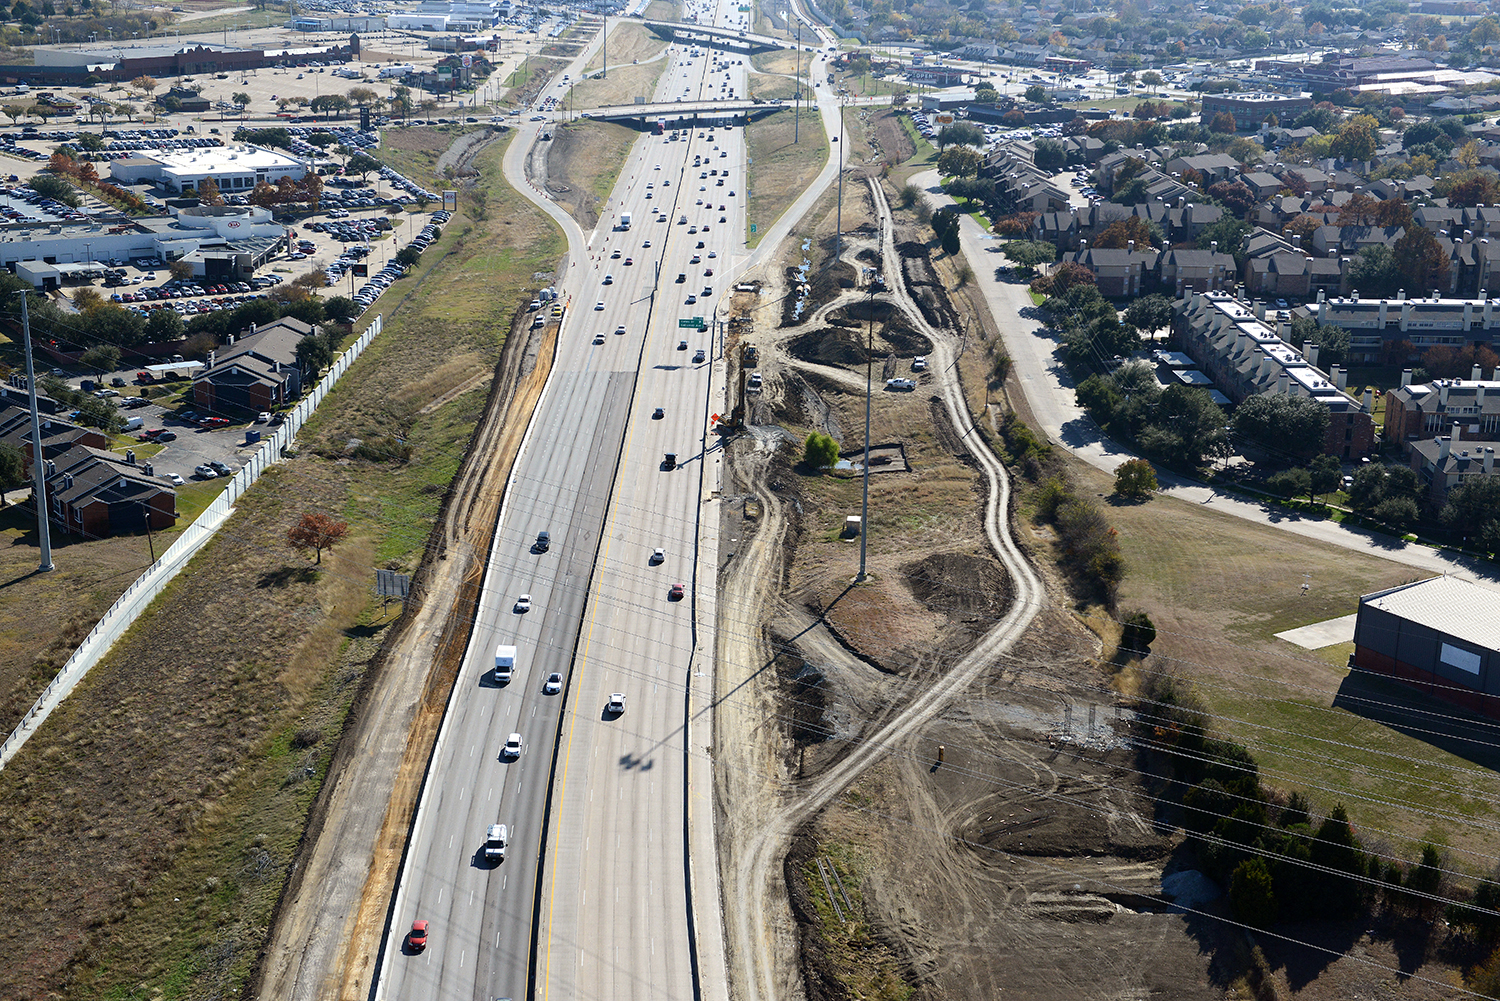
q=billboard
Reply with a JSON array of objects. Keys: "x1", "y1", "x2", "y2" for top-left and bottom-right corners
[
  {"x1": 934, "y1": 112, "x2": 955, "y2": 125},
  {"x1": 443, "y1": 189, "x2": 458, "y2": 211}
]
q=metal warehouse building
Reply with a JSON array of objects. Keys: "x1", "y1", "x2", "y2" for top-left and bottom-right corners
[{"x1": 1353, "y1": 576, "x2": 1500, "y2": 718}]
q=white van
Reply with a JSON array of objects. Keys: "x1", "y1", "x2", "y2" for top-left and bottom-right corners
[{"x1": 122, "y1": 415, "x2": 143, "y2": 431}]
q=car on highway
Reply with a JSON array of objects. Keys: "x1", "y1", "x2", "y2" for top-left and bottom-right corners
[
  {"x1": 624, "y1": 257, "x2": 633, "y2": 265},
  {"x1": 650, "y1": 548, "x2": 664, "y2": 564},
  {"x1": 543, "y1": 672, "x2": 563, "y2": 695},
  {"x1": 602, "y1": 274, "x2": 613, "y2": 284},
  {"x1": 408, "y1": 920, "x2": 428, "y2": 951},
  {"x1": 502, "y1": 733, "x2": 523, "y2": 758},
  {"x1": 704, "y1": 268, "x2": 714, "y2": 276},
  {"x1": 693, "y1": 349, "x2": 706, "y2": 363},
  {"x1": 593, "y1": 301, "x2": 604, "y2": 310},
  {"x1": 514, "y1": 594, "x2": 532, "y2": 613},
  {"x1": 652, "y1": 407, "x2": 664, "y2": 419},
  {"x1": 611, "y1": 249, "x2": 621, "y2": 258},
  {"x1": 534, "y1": 530, "x2": 550, "y2": 552},
  {"x1": 685, "y1": 294, "x2": 697, "y2": 304},
  {"x1": 606, "y1": 693, "x2": 626, "y2": 715},
  {"x1": 594, "y1": 333, "x2": 606, "y2": 344},
  {"x1": 668, "y1": 583, "x2": 685, "y2": 601},
  {"x1": 643, "y1": 239, "x2": 651, "y2": 247},
  {"x1": 615, "y1": 324, "x2": 627, "y2": 335}
]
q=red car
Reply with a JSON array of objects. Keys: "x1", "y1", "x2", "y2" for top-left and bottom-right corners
[
  {"x1": 668, "y1": 583, "x2": 685, "y2": 601},
  {"x1": 199, "y1": 417, "x2": 231, "y2": 428},
  {"x1": 408, "y1": 919, "x2": 428, "y2": 951}
]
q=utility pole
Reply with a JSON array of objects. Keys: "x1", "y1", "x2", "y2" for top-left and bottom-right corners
[
  {"x1": 19, "y1": 292, "x2": 54, "y2": 573},
  {"x1": 602, "y1": 12, "x2": 607, "y2": 79},
  {"x1": 833, "y1": 126, "x2": 843, "y2": 263},
  {"x1": 857, "y1": 283, "x2": 873, "y2": 581},
  {"x1": 794, "y1": 20, "x2": 800, "y2": 144}
]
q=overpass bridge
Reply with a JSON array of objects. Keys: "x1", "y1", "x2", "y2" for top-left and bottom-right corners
[
  {"x1": 638, "y1": 17, "x2": 791, "y2": 52},
  {"x1": 580, "y1": 99, "x2": 787, "y2": 130}
]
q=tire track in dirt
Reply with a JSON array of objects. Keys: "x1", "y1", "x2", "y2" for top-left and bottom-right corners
[{"x1": 724, "y1": 176, "x2": 1046, "y2": 1001}]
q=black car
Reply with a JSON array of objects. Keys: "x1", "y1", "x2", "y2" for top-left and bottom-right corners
[{"x1": 208, "y1": 461, "x2": 232, "y2": 477}]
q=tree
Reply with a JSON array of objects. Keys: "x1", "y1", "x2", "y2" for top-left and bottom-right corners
[
  {"x1": 79, "y1": 343, "x2": 120, "y2": 372},
  {"x1": 1209, "y1": 111, "x2": 1236, "y2": 134},
  {"x1": 1033, "y1": 138, "x2": 1066, "y2": 171},
  {"x1": 129, "y1": 74, "x2": 158, "y2": 99},
  {"x1": 194, "y1": 176, "x2": 223, "y2": 206},
  {"x1": 1330, "y1": 114, "x2": 1379, "y2": 162},
  {"x1": 1421, "y1": 344, "x2": 1499, "y2": 380},
  {"x1": 1232, "y1": 393, "x2": 1330, "y2": 460},
  {"x1": 1440, "y1": 476, "x2": 1500, "y2": 548},
  {"x1": 1024, "y1": 84, "x2": 1048, "y2": 104},
  {"x1": 296, "y1": 331, "x2": 335, "y2": 380},
  {"x1": 936, "y1": 121, "x2": 984, "y2": 150},
  {"x1": 168, "y1": 260, "x2": 194, "y2": 282},
  {"x1": 1124, "y1": 294, "x2": 1173, "y2": 337},
  {"x1": 1207, "y1": 179, "x2": 1257, "y2": 218},
  {"x1": 1309, "y1": 454, "x2": 1342, "y2": 498},
  {"x1": 286, "y1": 512, "x2": 349, "y2": 565},
  {"x1": 1002, "y1": 239, "x2": 1055, "y2": 274},
  {"x1": 1138, "y1": 385, "x2": 1229, "y2": 468},
  {"x1": 309, "y1": 93, "x2": 352, "y2": 120},
  {"x1": 346, "y1": 151, "x2": 381, "y2": 179},
  {"x1": 1392, "y1": 227, "x2": 1450, "y2": 294},
  {"x1": 932, "y1": 208, "x2": 961, "y2": 256},
  {"x1": 1140, "y1": 70, "x2": 1164, "y2": 93},
  {"x1": 1336, "y1": 191, "x2": 1380, "y2": 226},
  {"x1": 1267, "y1": 466, "x2": 1312, "y2": 498},
  {"x1": 937, "y1": 145, "x2": 980, "y2": 177},
  {"x1": 1229, "y1": 858, "x2": 1277, "y2": 928},
  {"x1": 1195, "y1": 217, "x2": 1251, "y2": 261},
  {"x1": 231, "y1": 91, "x2": 251, "y2": 117},
  {"x1": 1347, "y1": 244, "x2": 1401, "y2": 299},
  {"x1": 1113, "y1": 458, "x2": 1157, "y2": 499},
  {"x1": 346, "y1": 85, "x2": 378, "y2": 107},
  {"x1": 1094, "y1": 216, "x2": 1156, "y2": 250},
  {"x1": 802, "y1": 432, "x2": 839, "y2": 470},
  {"x1": 0, "y1": 442, "x2": 24, "y2": 503},
  {"x1": 323, "y1": 296, "x2": 358, "y2": 325},
  {"x1": 71, "y1": 287, "x2": 103, "y2": 312},
  {"x1": 28, "y1": 173, "x2": 79, "y2": 206},
  {"x1": 146, "y1": 308, "x2": 184, "y2": 342}
]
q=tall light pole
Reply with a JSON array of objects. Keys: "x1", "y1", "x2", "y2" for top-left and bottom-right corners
[
  {"x1": 833, "y1": 128, "x2": 843, "y2": 264},
  {"x1": 857, "y1": 282, "x2": 873, "y2": 581},
  {"x1": 601, "y1": 12, "x2": 607, "y2": 79},
  {"x1": 19, "y1": 292, "x2": 54, "y2": 573}
]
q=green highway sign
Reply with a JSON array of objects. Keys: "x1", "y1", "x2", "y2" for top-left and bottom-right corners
[
  {"x1": 749, "y1": 223, "x2": 757, "y2": 233},
  {"x1": 679, "y1": 317, "x2": 705, "y2": 329}
]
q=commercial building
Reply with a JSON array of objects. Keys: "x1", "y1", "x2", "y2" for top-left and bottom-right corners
[
  {"x1": 1352, "y1": 576, "x2": 1500, "y2": 720},
  {"x1": 17, "y1": 38, "x2": 354, "y2": 84},
  {"x1": 1200, "y1": 92, "x2": 1313, "y2": 131},
  {"x1": 108, "y1": 146, "x2": 310, "y2": 196},
  {"x1": 0, "y1": 206, "x2": 286, "y2": 288},
  {"x1": 1173, "y1": 290, "x2": 1377, "y2": 458}
]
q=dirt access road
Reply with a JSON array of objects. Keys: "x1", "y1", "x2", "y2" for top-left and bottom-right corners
[{"x1": 717, "y1": 175, "x2": 1046, "y2": 1001}]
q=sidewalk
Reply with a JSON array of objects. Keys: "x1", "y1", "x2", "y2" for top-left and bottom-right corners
[{"x1": 913, "y1": 170, "x2": 1500, "y2": 588}]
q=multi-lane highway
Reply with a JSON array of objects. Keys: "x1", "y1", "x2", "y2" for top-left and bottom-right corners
[{"x1": 377, "y1": 1, "x2": 757, "y2": 998}]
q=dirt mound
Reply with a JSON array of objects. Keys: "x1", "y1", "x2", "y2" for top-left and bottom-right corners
[
  {"x1": 955, "y1": 769, "x2": 1172, "y2": 860},
  {"x1": 871, "y1": 110, "x2": 915, "y2": 165},
  {"x1": 901, "y1": 552, "x2": 1012, "y2": 618},
  {"x1": 787, "y1": 327, "x2": 869, "y2": 366},
  {"x1": 896, "y1": 239, "x2": 961, "y2": 334},
  {"x1": 774, "y1": 649, "x2": 833, "y2": 746},
  {"x1": 780, "y1": 262, "x2": 853, "y2": 328}
]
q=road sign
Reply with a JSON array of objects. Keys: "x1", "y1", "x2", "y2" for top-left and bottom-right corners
[
  {"x1": 749, "y1": 223, "x2": 757, "y2": 233},
  {"x1": 679, "y1": 317, "x2": 705, "y2": 329}
]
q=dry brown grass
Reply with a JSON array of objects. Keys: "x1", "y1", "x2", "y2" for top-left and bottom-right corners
[
  {"x1": 748, "y1": 71, "x2": 799, "y2": 102},
  {"x1": 751, "y1": 48, "x2": 804, "y2": 76},
  {"x1": 584, "y1": 21, "x2": 667, "y2": 71},
  {"x1": 547, "y1": 119, "x2": 638, "y2": 229},
  {"x1": 0, "y1": 128, "x2": 564, "y2": 1001},
  {"x1": 745, "y1": 106, "x2": 827, "y2": 247},
  {"x1": 569, "y1": 59, "x2": 668, "y2": 109}
]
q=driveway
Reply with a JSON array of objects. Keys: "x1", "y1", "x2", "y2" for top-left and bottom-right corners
[{"x1": 913, "y1": 170, "x2": 1500, "y2": 587}]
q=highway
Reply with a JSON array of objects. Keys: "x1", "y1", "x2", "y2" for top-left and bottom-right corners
[{"x1": 376, "y1": 1, "x2": 751, "y2": 998}]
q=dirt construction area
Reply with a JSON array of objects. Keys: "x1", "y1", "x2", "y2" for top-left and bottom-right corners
[{"x1": 708, "y1": 164, "x2": 1480, "y2": 1000}]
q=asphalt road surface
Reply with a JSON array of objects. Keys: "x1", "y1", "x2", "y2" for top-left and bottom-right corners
[{"x1": 378, "y1": 1, "x2": 748, "y2": 997}]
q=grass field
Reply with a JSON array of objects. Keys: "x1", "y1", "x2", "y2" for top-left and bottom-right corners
[
  {"x1": 584, "y1": 21, "x2": 667, "y2": 72},
  {"x1": 1052, "y1": 454, "x2": 1500, "y2": 870},
  {"x1": 751, "y1": 48, "x2": 803, "y2": 77},
  {"x1": 547, "y1": 119, "x2": 638, "y2": 230},
  {"x1": 748, "y1": 71, "x2": 799, "y2": 102},
  {"x1": 0, "y1": 127, "x2": 565, "y2": 1001},
  {"x1": 569, "y1": 58, "x2": 667, "y2": 108},
  {"x1": 745, "y1": 107, "x2": 827, "y2": 249},
  {"x1": 645, "y1": 0, "x2": 679, "y2": 20}
]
